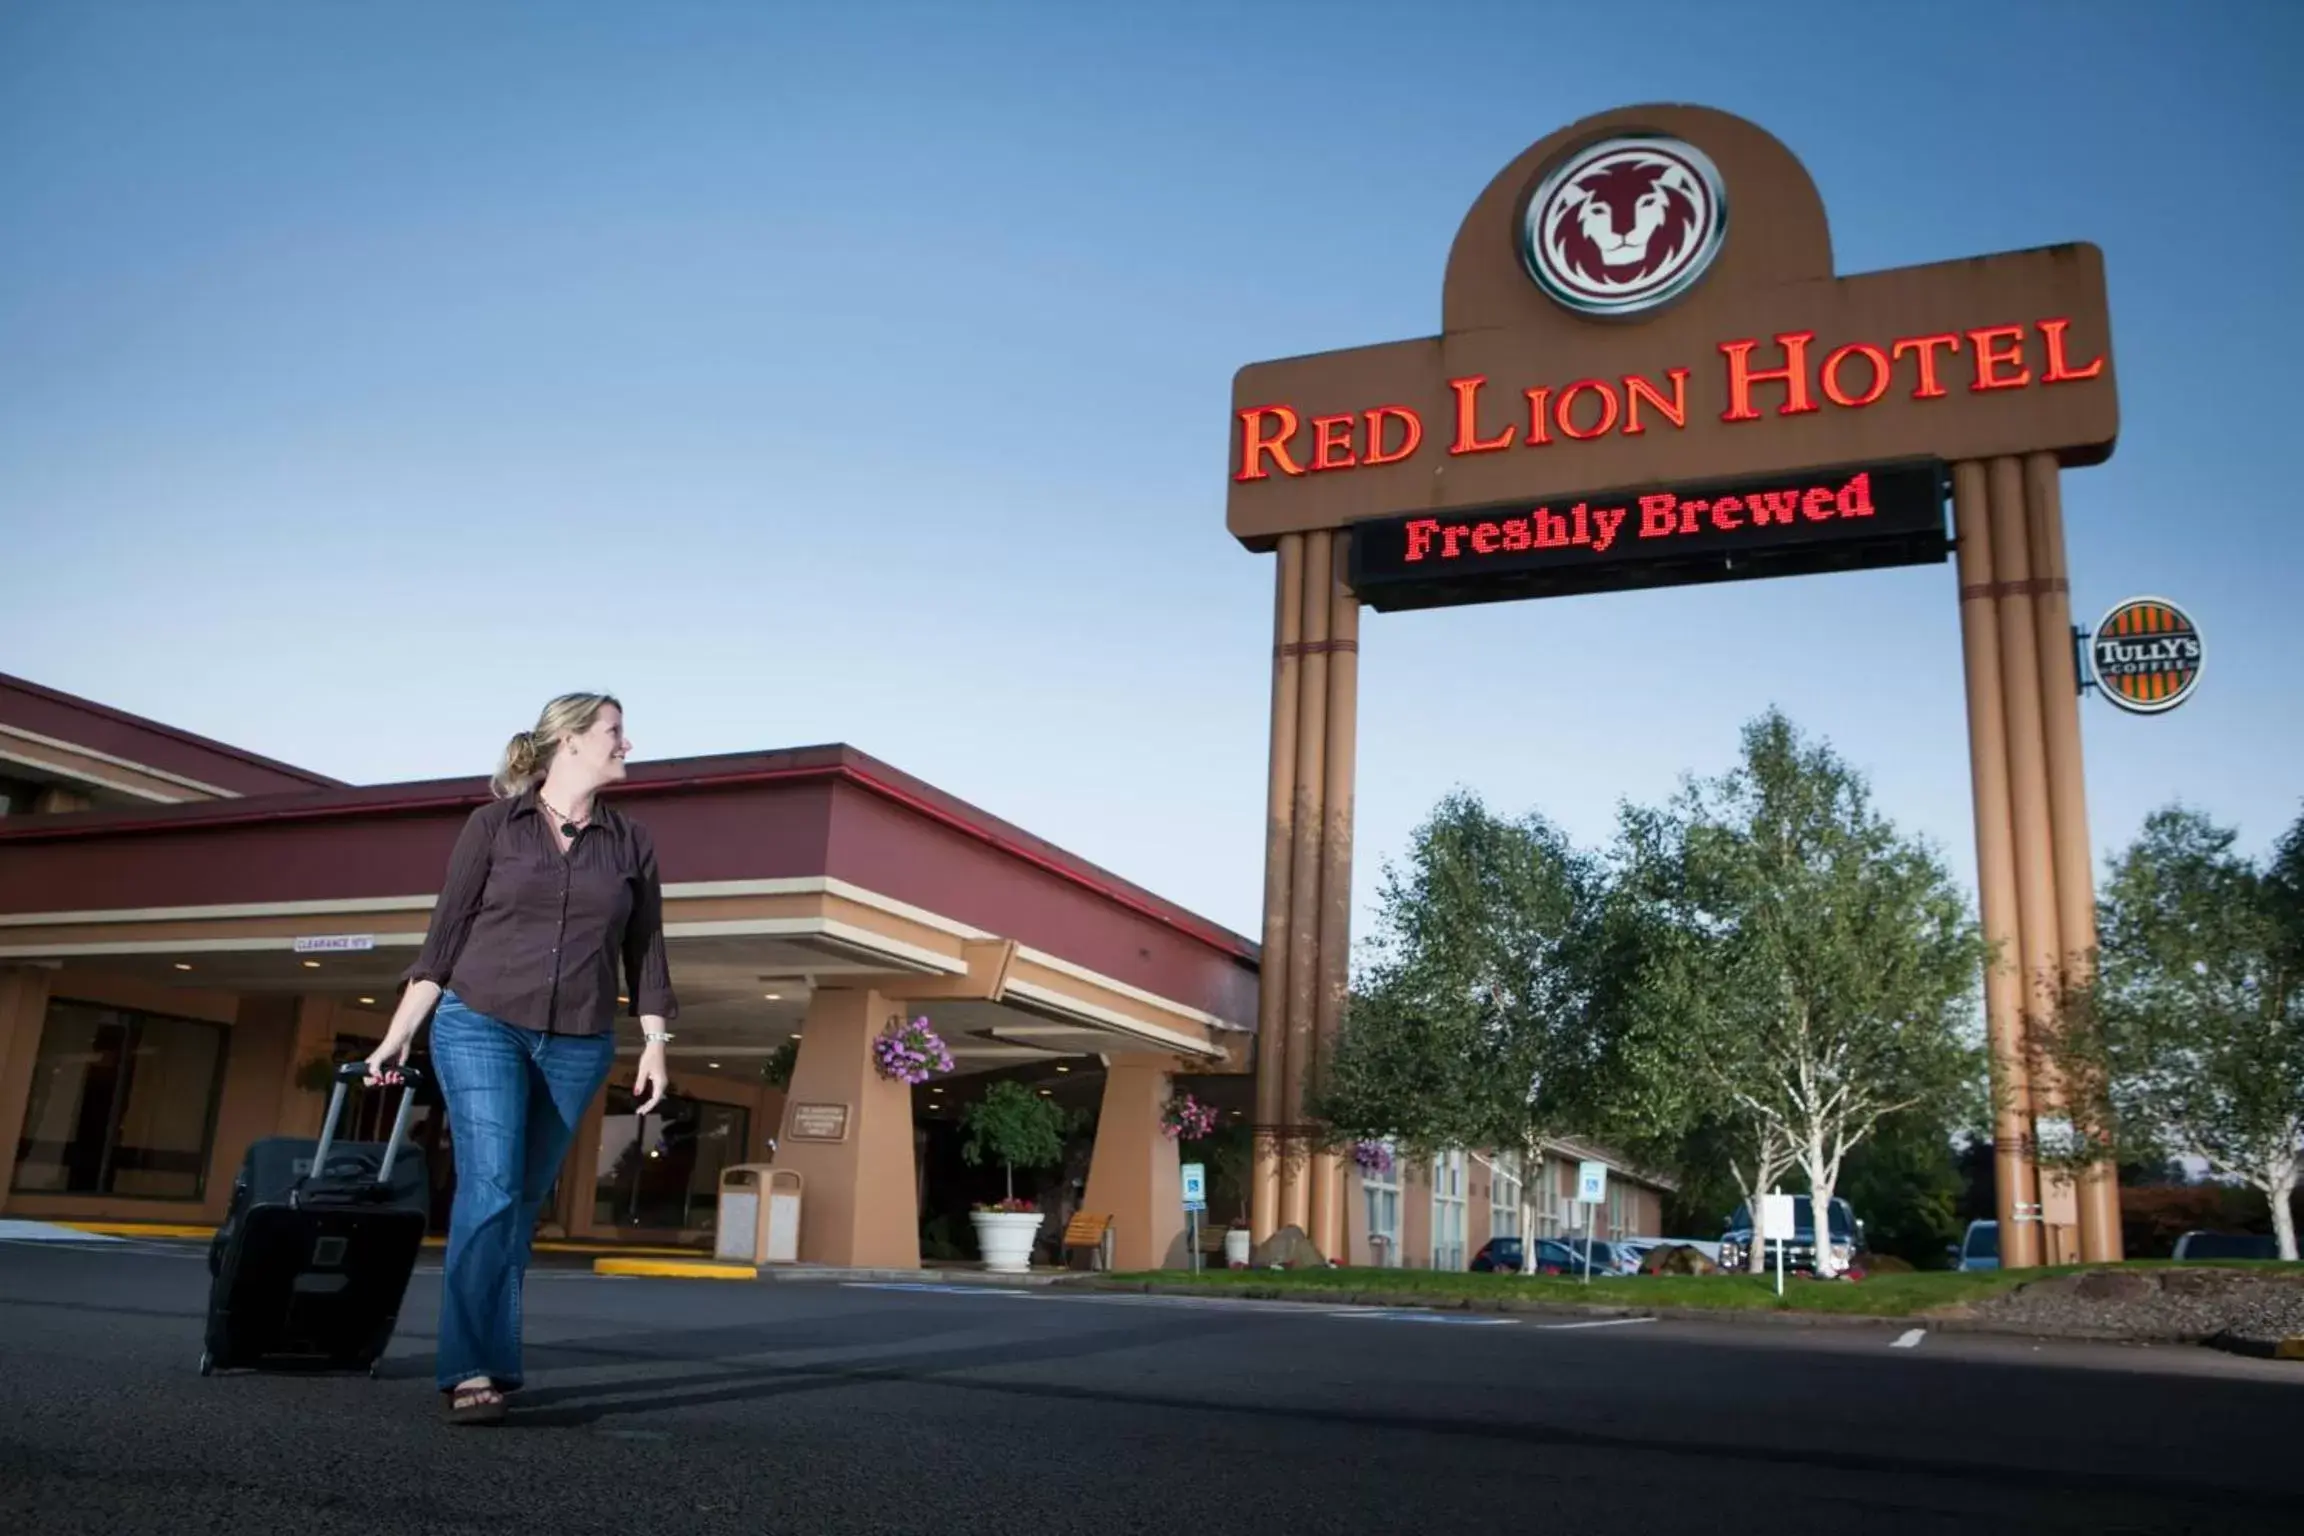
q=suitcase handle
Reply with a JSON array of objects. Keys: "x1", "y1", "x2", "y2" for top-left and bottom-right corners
[
  {"x1": 305, "y1": 1063, "x2": 428, "y2": 1200},
  {"x1": 337, "y1": 1060, "x2": 426, "y2": 1086}
]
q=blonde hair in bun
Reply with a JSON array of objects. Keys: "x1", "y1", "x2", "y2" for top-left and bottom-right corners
[{"x1": 491, "y1": 693, "x2": 620, "y2": 798}]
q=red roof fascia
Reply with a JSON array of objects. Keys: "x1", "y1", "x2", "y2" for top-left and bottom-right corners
[
  {"x1": 0, "y1": 746, "x2": 1259, "y2": 965},
  {"x1": 0, "y1": 671, "x2": 343, "y2": 791}
]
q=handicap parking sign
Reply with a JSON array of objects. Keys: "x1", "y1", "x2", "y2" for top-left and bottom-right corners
[{"x1": 1181, "y1": 1162, "x2": 1206, "y2": 1211}]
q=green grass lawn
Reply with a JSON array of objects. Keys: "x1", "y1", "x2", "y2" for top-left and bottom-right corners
[{"x1": 1078, "y1": 1260, "x2": 2304, "y2": 1318}]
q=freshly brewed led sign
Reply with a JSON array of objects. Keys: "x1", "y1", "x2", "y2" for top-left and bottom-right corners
[{"x1": 1347, "y1": 460, "x2": 1946, "y2": 611}]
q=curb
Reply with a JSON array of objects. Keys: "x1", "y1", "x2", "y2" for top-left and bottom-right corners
[
  {"x1": 591, "y1": 1260, "x2": 1074, "y2": 1286},
  {"x1": 2200, "y1": 1332, "x2": 2304, "y2": 1362},
  {"x1": 1050, "y1": 1279, "x2": 2304, "y2": 1352},
  {"x1": 56, "y1": 1222, "x2": 216, "y2": 1240},
  {"x1": 593, "y1": 1257, "x2": 760, "y2": 1281},
  {"x1": 1055, "y1": 1279, "x2": 1905, "y2": 1329}
]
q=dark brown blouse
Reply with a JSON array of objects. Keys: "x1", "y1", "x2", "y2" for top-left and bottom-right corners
[{"x1": 404, "y1": 793, "x2": 678, "y2": 1036}]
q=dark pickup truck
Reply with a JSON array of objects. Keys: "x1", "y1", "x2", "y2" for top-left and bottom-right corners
[{"x1": 1717, "y1": 1196, "x2": 1863, "y2": 1273}]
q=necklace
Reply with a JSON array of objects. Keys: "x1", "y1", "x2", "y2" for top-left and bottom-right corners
[{"x1": 538, "y1": 793, "x2": 590, "y2": 840}]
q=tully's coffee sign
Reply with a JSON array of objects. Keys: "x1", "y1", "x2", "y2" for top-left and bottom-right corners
[
  {"x1": 2090, "y1": 598, "x2": 2202, "y2": 714},
  {"x1": 1350, "y1": 461, "x2": 1945, "y2": 610},
  {"x1": 1225, "y1": 106, "x2": 2118, "y2": 566}
]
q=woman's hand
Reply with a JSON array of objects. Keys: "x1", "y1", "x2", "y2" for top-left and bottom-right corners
[
  {"x1": 634, "y1": 1033, "x2": 671, "y2": 1114},
  {"x1": 363, "y1": 1028, "x2": 416, "y2": 1087},
  {"x1": 363, "y1": 981, "x2": 438, "y2": 1086}
]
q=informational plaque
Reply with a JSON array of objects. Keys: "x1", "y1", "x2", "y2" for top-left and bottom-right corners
[{"x1": 786, "y1": 1103, "x2": 850, "y2": 1143}]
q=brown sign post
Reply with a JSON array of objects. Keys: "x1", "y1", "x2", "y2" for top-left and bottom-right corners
[{"x1": 1228, "y1": 104, "x2": 2123, "y2": 1269}]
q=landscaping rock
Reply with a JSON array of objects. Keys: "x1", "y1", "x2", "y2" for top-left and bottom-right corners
[
  {"x1": 1640, "y1": 1243, "x2": 1718, "y2": 1276},
  {"x1": 1964, "y1": 1267, "x2": 2304, "y2": 1346},
  {"x1": 1249, "y1": 1225, "x2": 1328, "y2": 1270}
]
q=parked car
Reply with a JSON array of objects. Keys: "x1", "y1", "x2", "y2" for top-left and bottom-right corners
[
  {"x1": 1949, "y1": 1218, "x2": 1999, "y2": 1271},
  {"x1": 2171, "y1": 1230, "x2": 2281, "y2": 1260},
  {"x1": 1611, "y1": 1237, "x2": 1664, "y2": 1270},
  {"x1": 1468, "y1": 1236, "x2": 1585, "y2": 1274},
  {"x1": 1556, "y1": 1237, "x2": 1641, "y2": 1276},
  {"x1": 1717, "y1": 1196, "x2": 1864, "y2": 1274}
]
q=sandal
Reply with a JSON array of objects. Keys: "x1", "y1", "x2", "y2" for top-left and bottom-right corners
[{"x1": 444, "y1": 1382, "x2": 508, "y2": 1425}]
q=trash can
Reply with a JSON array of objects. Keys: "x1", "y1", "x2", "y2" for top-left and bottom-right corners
[{"x1": 715, "y1": 1165, "x2": 803, "y2": 1265}]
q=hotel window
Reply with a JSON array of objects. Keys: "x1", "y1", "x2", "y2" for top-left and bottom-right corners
[
  {"x1": 1533, "y1": 1155, "x2": 1562, "y2": 1237},
  {"x1": 594, "y1": 1089, "x2": 750, "y2": 1233},
  {"x1": 1489, "y1": 1150, "x2": 1522, "y2": 1241},
  {"x1": 1361, "y1": 1142, "x2": 1401, "y2": 1267},
  {"x1": 12, "y1": 1000, "x2": 229, "y2": 1201},
  {"x1": 1431, "y1": 1150, "x2": 1467, "y2": 1271}
]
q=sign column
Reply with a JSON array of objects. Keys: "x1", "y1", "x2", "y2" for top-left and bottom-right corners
[
  {"x1": 2025, "y1": 453, "x2": 2124, "y2": 1261},
  {"x1": 1251, "y1": 536, "x2": 1305, "y2": 1243},
  {"x1": 1251, "y1": 533, "x2": 1361, "y2": 1257},
  {"x1": 1952, "y1": 462, "x2": 2045, "y2": 1270}
]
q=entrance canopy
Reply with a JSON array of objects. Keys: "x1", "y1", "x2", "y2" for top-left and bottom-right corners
[{"x1": 0, "y1": 744, "x2": 1258, "y2": 1078}]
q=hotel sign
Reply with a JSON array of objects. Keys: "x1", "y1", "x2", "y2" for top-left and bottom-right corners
[{"x1": 1225, "y1": 107, "x2": 2117, "y2": 568}]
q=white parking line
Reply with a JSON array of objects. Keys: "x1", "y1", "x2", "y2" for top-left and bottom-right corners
[
  {"x1": 841, "y1": 1282, "x2": 1036, "y2": 1297},
  {"x1": 1535, "y1": 1316, "x2": 1656, "y2": 1330},
  {"x1": 1324, "y1": 1310, "x2": 1516, "y2": 1325},
  {"x1": 1891, "y1": 1328, "x2": 1926, "y2": 1349}
]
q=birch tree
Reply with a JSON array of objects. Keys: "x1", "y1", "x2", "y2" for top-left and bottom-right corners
[
  {"x1": 1618, "y1": 712, "x2": 1981, "y2": 1277},
  {"x1": 2053, "y1": 806, "x2": 2304, "y2": 1259},
  {"x1": 1580, "y1": 823, "x2": 1792, "y2": 1273},
  {"x1": 1312, "y1": 791, "x2": 1599, "y2": 1265}
]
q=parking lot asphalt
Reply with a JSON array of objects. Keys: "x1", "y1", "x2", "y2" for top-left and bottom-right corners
[{"x1": 2, "y1": 1235, "x2": 2299, "y2": 1534}]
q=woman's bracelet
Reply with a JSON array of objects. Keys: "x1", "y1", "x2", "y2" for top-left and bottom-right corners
[{"x1": 642, "y1": 1028, "x2": 674, "y2": 1045}]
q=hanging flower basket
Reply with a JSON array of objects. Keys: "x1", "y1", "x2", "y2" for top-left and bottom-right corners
[
  {"x1": 1160, "y1": 1092, "x2": 1218, "y2": 1141},
  {"x1": 1350, "y1": 1139, "x2": 1394, "y2": 1177},
  {"x1": 872, "y1": 1015, "x2": 954, "y2": 1086}
]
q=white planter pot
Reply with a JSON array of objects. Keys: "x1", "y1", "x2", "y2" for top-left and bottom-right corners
[
  {"x1": 1223, "y1": 1228, "x2": 1253, "y2": 1268},
  {"x1": 970, "y1": 1210, "x2": 1044, "y2": 1274}
]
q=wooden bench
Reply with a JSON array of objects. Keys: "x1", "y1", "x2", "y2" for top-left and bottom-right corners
[{"x1": 1061, "y1": 1212, "x2": 1114, "y2": 1271}]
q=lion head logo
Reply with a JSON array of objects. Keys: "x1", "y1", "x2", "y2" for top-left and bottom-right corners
[{"x1": 1522, "y1": 136, "x2": 1727, "y2": 317}]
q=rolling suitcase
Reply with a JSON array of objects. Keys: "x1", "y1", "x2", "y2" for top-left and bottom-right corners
[{"x1": 200, "y1": 1062, "x2": 430, "y2": 1377}]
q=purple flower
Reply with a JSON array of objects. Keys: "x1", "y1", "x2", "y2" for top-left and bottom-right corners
[{"x1": 873, "y1": 1016, "x2": 953, "y2": 1086}]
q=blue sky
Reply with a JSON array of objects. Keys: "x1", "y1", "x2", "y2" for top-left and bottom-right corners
[{"x1": 2, "y1": 1, "x2": 2297, "y2": 943}]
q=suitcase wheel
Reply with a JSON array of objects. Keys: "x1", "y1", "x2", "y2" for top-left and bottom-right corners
[{"x1": 198, "y1": 1351, "x2": 215, "y2": 1377}]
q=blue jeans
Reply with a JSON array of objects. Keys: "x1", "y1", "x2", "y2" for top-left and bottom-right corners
[{"x1": 429, "y1": 992, "x2": 614, "y2": 1392}]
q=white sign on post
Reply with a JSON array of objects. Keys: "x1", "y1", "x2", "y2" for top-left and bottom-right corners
[
  {"x1": 1760, "y1": 1191, "x2": 1799, "y2": 1297},
  {"x1": 1576, "y1": 1160, "x2": 1608, "y2": 1204},
  {"x1": 1180, "y1": 1162, "x2": 1206, "y2": 1211}
]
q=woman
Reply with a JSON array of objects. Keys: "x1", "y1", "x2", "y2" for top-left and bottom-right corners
[{"x1": 364, "y1": 692, "x2": 676, "y2": 1425}]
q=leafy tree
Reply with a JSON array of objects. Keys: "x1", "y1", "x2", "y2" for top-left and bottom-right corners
[
  {"x1": 1835, "y1": 1110, "x2": 1967, "y2": 1268},
  {"x1": 1611, "y1": 711, "x2": 1983, "y2": 1276},
  {"x1": 1312, "y1": 790, "x2": 1598, "y2": 1256},
  {"x1": 959, "y1": 1081, "x2": 1069, "y2": 1205},
  {"x1": 2044, "y1": 806, "x2": 2304, "y2": 1259},
  {"x1": 1587, "y1": 804, "x2": 1794, "y2": 1271}
]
